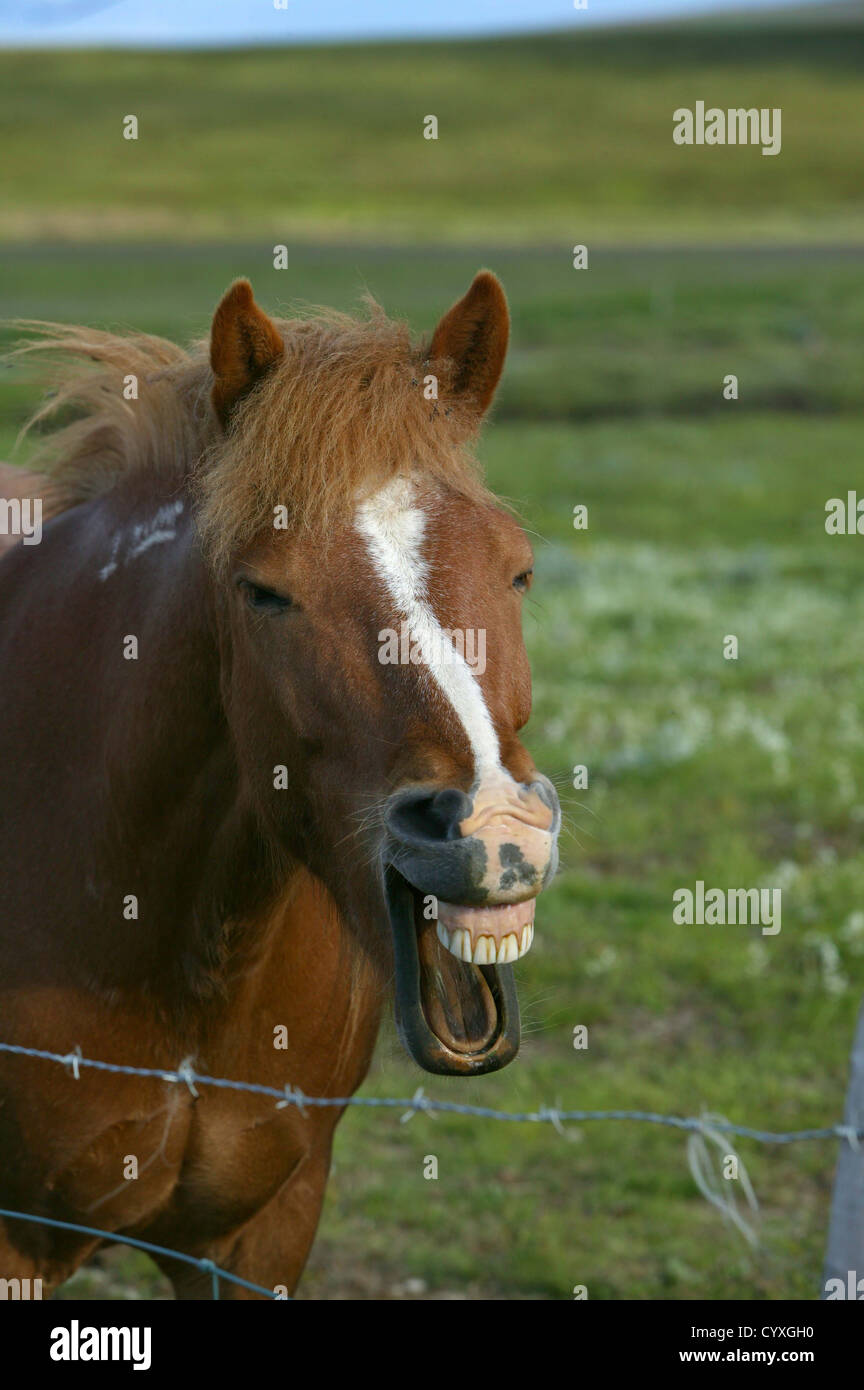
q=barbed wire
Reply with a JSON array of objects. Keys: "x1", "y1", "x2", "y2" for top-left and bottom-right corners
[
  {"x1": 0, "y1": 1206, "x2": 283, "y2": 1301},
  {"x1": 1, "y1": 1037, "x2": 860, "y2": 1300},
  {"x1": 0, "y1": 1039, "x2": 860, "y2": 1143}
]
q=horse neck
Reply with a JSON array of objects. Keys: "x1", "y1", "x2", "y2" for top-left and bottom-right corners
[{"x1": 55, "y1": 477, "x2": 290, "y2": 1003}]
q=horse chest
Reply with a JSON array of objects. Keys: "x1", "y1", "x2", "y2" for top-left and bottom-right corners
[{"x1": 176, "y1": 1092, "x2": 318, "y2": 1223}]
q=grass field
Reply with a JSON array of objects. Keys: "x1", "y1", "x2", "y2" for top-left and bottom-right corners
[
  {"x1": 1, "y1": 20, "x2": 863, "y2": 1300},
  {"x1": 0, "y1": 22, "x2": 863, "y2": 245}
]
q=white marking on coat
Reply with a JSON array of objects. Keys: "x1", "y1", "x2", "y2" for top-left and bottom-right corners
[
  {"x1": 356, "y1": 477, "x2": 503, "y2": 782},
  {"x1": 98, "y1": 532, "x2": 122, "y2": 582},
  {"x1": 99, "y1": 501, "x2": 184, "y2": 581}
]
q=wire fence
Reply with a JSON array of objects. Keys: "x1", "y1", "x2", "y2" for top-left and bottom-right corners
[
  {"x1": 0, "y1": 1206, "x2": 279, "y2": 1300},
  {"x1": 1, "y1": 1038, "x2": 861, "y2": 1298}
]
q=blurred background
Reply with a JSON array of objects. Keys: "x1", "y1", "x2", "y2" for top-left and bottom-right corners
[{"x1": 1, "y1": 0, "x2": 863, "y2": 1300}]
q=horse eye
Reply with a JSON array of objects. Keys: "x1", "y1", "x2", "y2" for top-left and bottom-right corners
[
  {"x1": 238, "y1": 579, "x2": 293, "y2": 614},
  {"x1": 513, "y1": 569, "x2": 533, "y2": 593}
]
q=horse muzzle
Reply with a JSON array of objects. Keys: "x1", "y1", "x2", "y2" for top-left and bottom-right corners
[{"x1": 381, "y1": 776, "x2": 560, "y2": 1076}]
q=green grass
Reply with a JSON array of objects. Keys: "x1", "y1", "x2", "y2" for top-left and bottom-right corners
[
  {"x1": 3, "y1": 243, "x2": 864, "y2": 426},
  {"x1": 1, "y1": 24, "x2": 863, "y2": 245},
  {"x1": 3, "y1": 243, "x2": 862, "y2": 1300}
]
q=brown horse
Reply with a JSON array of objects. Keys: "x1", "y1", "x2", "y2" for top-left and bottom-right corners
[{"x1": 0, "y1": 273, "x2": 560, "y2": 1298}]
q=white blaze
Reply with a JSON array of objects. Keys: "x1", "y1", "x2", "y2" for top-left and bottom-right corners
[{"x1": 356, "y1": 476, "x2": 503, "y2": 782}]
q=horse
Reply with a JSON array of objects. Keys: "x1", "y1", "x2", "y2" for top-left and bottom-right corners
[{"x1": 0, "y1": 272, "x2": 560, "y2": 1298}]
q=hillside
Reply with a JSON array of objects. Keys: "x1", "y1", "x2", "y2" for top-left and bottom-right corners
[{"x1": 0, "y1": 23, "x2": 861, "y2": 245}]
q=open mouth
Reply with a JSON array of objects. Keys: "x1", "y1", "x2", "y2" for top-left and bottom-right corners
[{"x1": 384, "y1": 866, "x2": 529, "y2": 1075}]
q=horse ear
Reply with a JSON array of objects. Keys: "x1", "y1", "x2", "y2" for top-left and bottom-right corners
[
  {"x1": 210, "y1": 279, "x2": 284, "y2": 429},
  {"x1": 428, "y1": 270, "x2": 509, "y2": 416}
]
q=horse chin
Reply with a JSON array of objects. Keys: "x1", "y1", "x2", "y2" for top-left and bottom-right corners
[{"x1": 384, "y1": 866, "x2": 521, "y2": 1076}]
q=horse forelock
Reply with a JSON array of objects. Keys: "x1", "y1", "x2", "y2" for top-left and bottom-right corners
[
  {"x1": 12, "y1": 302, "x2": 493, "y2": 566},
  {"x1": 195, "y1": 303, "x2": 491, "y2": 570}
]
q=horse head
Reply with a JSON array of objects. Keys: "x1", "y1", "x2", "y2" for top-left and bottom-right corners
[{"x1": 203, "y1": 273, "x2": 561, "y2": 1075}]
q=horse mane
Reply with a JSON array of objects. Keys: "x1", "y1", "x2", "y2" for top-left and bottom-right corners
[{"x1": 13, "y1": 299, "x2": 492, "y2": 569}]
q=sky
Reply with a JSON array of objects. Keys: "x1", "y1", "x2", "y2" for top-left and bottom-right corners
[{"x1": 0, "y1": 0, "x2": 818, "y2": 46}]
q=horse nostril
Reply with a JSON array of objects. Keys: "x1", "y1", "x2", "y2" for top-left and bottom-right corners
[
  {"x1": 428, "y1": 788, "x2": 472, "y2": 840},
  {"x1": 387, "y1": 787, "x2": 473, "y2": 845}
]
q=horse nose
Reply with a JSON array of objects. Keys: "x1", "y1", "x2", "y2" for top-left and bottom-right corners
[
  {"x1": 386, "y1": 787, "x2": 474, "y2": 846},
  {"x1": 383, "y1": 778, "x2": 559, "y2": 908}
]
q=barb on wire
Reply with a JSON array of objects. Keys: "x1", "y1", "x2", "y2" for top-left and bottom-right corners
[
  {"x1": 277, "y1": 1084, "x2": 307, "y2": 1117},
  {"x1": 175, "y1": 1056, "x2": 200, "y2": 1099},
  {"x1": 62, "y1": 1045, "x2": 82, "y2": 1081},
  {"x1": 401, "y1": 1087, "x2": 433, "y2": 1123}
]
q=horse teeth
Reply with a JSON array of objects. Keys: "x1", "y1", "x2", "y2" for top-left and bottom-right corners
[
  {"x1": 499, "y1": 933, "x2": 519, "y2": 964},
  {"x1": 435, "y1": 920, "x2": 536, "y2": 964},
  {"x1": 473, "y1": 935, "x2": 495, "y2": 965},
  {"x1": 445, "y1": 927, "x2": 471, "y2": 962}
]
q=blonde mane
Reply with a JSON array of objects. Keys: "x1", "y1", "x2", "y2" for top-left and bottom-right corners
[{"x1": 14, "y1": 300, "x2": 492, "y2": 569}]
